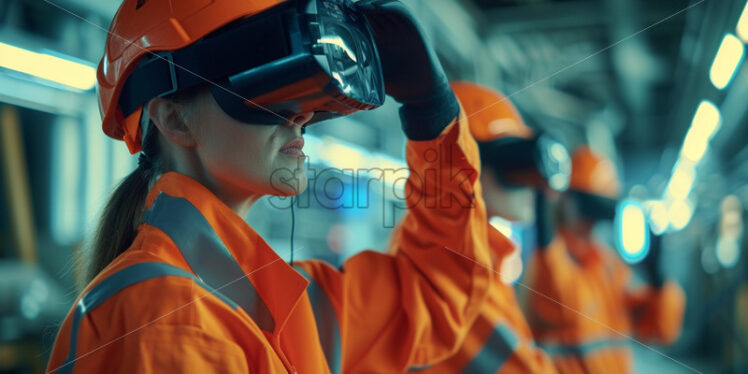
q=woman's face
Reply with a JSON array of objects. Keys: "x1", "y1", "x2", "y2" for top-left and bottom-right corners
[{"x1": 182, "y1": 89, "x2": 311, "y2": 199}]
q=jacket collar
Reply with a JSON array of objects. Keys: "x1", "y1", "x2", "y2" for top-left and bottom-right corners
[{"x1": 144, "y1": 172, "x2": 309, "y2": 335}]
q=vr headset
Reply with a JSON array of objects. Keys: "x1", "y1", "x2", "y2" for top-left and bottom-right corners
[
  {"x1": 569, "y1": 190, "x2": 618, "y2": 221},
  {"x1": 479, "y1": 134, "x2": 571, "y2": 192},
  {"x1": 119, "y1": 0, "x2": 385, "y2": 126}
]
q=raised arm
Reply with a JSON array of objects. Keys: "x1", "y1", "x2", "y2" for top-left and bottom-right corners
[
  {"x1": 295, "y1": 2, "x2": 494, "y2": 371},
  {"x1": 296, "y1": 109, "x2": 493, "y2": 372}
]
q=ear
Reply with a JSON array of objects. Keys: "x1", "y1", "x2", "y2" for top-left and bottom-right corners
[{"x1": 147, "y1": 98, "x2": 196, "y2": 147}]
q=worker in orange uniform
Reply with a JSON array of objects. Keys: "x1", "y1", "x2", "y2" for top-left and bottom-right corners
[
  {"x1": 47, "y1": 1, "x2": 497, "y2": 373},
  {"x1": 525, "y1": 146, "x2": 686, "y2": 374},
  {"x1": 398, "y1": 81, "x2": 568, "y2": 373}
]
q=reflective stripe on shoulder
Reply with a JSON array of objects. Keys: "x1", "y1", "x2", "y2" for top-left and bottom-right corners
[
  {"x1": 540, "y1": 338, "x2": 628, "y2": 357},
  {"x1": 294, "y1": 266, "x2": 342, "y2": 374},
  {"x1": 56, "y1": 261, "x2": 237, "y2": 374},
  {"x1": 144, "y1": 193, "x2": 275, "y2": 332},
  {"x1": 461, "y1": 323, "x2": 521, "y2": 374}
]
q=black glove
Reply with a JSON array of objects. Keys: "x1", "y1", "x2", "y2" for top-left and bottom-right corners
[
  {"x1": 642, "y1": 230, "x2": 664, "y2": 288},
  {"x1": 357, "y1": 0, "x2": 459, "y2": 140},
  {"x1": 535, "y1": 190, "x2": 556, "y2": 250}
]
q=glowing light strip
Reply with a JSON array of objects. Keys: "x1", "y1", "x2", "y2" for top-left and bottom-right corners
[
  {"x1": 709, "y1": 33, "x2": 744, "y2": 90},
  {"x1": 616, "y1": 200, "x2": 650, "y2": 264},
  {"x1": 680, "y1": 100, "x2": 722, "y2": 162},
  {"x1": 0, "y1": 42, "x2": 96, "y2": 90},
  {"x1": 738, "y1": 1, "x2": 748, "y2": 42}
]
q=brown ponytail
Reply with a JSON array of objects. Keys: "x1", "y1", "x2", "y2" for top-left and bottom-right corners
[
  {"x1": 87, "y1": 164, "x2": 156, "y2": 280},
  {"x1": 87, "y1": 126, "x2": 162, "y2": 281}
]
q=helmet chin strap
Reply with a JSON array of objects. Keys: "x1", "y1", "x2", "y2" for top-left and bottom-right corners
[{"x1": 290, "y1": 195, "x2": 296, "y2": 265}]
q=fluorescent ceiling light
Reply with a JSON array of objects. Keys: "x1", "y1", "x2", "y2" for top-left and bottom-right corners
[
  {"x1": 644, "y1": 200, "x2": 669, "y2": 235},
  {"x1": 737, "y1": 0, "x2": 748, "y2": 42},
  {"x1": 0, "y1": 42, "x2": 96, "y2": 90},
  {"x1": 668, "y1": 199, "x2": 694, "y2": 231},
  {"x1": 709, "y1": 33, "x2": 745, "y2": 90},
  {"x1": 716, "y1": 237, "x2": 740, "y2": 268},
  {"x1": 616, "y1": 200, "x2": 650, "y2": 264},
  {"x1": 680, "y1": 100, "x2": 721, "y2": 162},
  {"x1": 666, "y1": 161, "x2": 695, "y2": 200}
]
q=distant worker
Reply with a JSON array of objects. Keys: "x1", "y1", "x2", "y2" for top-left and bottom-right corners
[
  {"x1": 397, "y1": 81, "x2": 569, "y2": 373},
  {"x1": 526, "y1": 146, "x2": 686, "y2": 374}
]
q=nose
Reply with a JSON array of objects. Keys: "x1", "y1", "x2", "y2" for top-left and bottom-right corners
[{"x1": 286, "y1": 112, "x2": 314, "y2": 128}]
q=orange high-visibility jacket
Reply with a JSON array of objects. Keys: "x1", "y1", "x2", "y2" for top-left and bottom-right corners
[
  {"x1": 525, "y1": 229, "x2": 686, "y2": 374},
  {"x1": 46, "y1": 114, "x2": 495, "y2": 373},
  {"x1": 402, "y1": 227, "x2": 557, "y2": 373}
]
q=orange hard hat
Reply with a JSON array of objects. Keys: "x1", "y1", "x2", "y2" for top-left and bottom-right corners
[
  {"x1": 450, "y1": 81, "x2": 533, "y2": 142},
  {"x1": 569, "y1": 146, "x2": 620, "y2": 198},
  {"x1": 99, "y1": 0, "x2": 283, "y2": 153}
]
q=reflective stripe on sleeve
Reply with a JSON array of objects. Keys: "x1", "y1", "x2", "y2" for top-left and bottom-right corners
[
  {"x1": 462, "y1": 323, "x2": 521, "y2": 374},
  {"x1": 540, "y1": 338, "x2": 628, "y2": 357}
]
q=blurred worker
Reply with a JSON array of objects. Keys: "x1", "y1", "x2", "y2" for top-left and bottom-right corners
[
  {"x1": 526, "y1": 146, "x2": 686, "y2": 374},
  {"x1": 46, "y1": 1, "x2": 497, "y2": 373},
  {"x1": 397, "y1": 81, "x2": 569, "y2": 373}
]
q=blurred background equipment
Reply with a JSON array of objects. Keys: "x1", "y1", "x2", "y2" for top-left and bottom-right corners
[
  {"x1": 0, "y1": 105, "x2": 68, "y2": 373},
  {"x1": 1, "y1": 0, "x2": 747, "y2": 372}
]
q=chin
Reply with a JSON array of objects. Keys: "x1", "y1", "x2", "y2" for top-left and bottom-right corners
[
  {"x1": 268, "y1": 172, "x2": 308, "y2": 196},
  {"x1": 276, "y1": 184, "x2": 308, "y2": 196}
]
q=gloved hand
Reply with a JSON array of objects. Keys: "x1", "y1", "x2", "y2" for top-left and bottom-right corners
[
  {"x1": 356, "y1": 0, "x2": 459, "y2": 140},
  {"x1": 642, "y1": 230, "x2": 664, "y2": 288},
  {"x1": 535, "y1": 190, "x2": 557, "y2": 250}
]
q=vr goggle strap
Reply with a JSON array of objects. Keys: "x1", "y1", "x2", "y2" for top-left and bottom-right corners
[
  {"x1": 478, "y1": 137, "x2": 543, "y2": 188},
  {"x1": 569, "y1": 190, "x2": 617, "y2": 222}
]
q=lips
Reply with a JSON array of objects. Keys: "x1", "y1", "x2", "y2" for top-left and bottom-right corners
[{"x1": 279, "y1": 137, "x2": 305, "y2": 157}]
